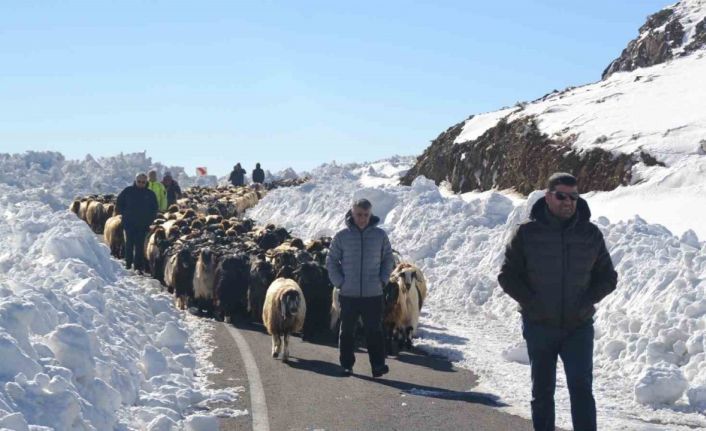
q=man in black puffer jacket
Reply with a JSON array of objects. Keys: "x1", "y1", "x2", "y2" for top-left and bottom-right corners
[
  {"x1": 116, "y1": 173, "x2": 158, "y2": 272},
  {"x1": 498, "y1": 172, "x2": 617, "y2": 431}
]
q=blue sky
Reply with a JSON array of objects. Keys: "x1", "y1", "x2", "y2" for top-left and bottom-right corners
[{"x1": 0, "y1": 0, "x2": 669, "y2": 176}]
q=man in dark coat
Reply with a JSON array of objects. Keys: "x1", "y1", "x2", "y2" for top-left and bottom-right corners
[
  {"x1": 252, "y1": 162, "x2": 265, "y2": 184},
  {"x1": 161, "y1": 171, "x2": 182, "y2": 207},
  {"x1": 116, "y1": 173, "x2": 158, "y2": 272},
  {"x1": 498, "y1": 172, "x2": 617, "y2": 431},
  {"x1": 229, "y1": 163, "x2": 246, "y2": 187},
  {"x1": 326, "y1": 198, "x2": 395, "y2": 378}
]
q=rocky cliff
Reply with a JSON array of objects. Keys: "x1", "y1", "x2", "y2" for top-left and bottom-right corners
[{"x1": 401, "y1": 0, "x2": 706, "y2": 195}]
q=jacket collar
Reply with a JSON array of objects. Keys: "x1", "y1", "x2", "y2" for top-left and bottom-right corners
[{"x1": 345, "y1": 209, "x2": 380, "y2": 231}]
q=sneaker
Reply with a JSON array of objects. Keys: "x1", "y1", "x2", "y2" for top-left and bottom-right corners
[
  {"x1": 341, "y1": 367, "x2": 352, "y2": 377},
  {"x1": 372, "y1": 364, "x2": 389, "y2": 378},
  {"x1": 125, "y1": 262, "x2": 132, "y2": 270}
]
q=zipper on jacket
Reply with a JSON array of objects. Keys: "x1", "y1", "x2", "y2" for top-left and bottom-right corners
[
  {"x1": 560, "y1": 230, "x2": 566, "y2": 329},
  {"x1": 360, "y1": 229, "x2": 364, "y2": 297}
]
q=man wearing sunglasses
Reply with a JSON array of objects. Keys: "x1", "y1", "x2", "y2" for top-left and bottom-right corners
[
  {"x1": 498, "y1": 172, "x2": 617, "y2": 431},
  {"x1": 116, "y1": 173, "x2": 159, "y2": 273}
]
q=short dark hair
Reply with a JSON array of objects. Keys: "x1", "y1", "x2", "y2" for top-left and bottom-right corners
[
  {"x1": 547, "y1": 172, "x2": 577, "y2": 190},
  {"x1": 352, "y1": 198, "x2": 372, "y2": 210}
]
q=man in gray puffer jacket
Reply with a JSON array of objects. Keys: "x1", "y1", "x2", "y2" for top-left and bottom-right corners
[
  {"x1": 498, "y1": 173, "x2": 617, "y2": 431},
  {"x1": 326, "y1": 198, "x2": 395, "y2": 378}
]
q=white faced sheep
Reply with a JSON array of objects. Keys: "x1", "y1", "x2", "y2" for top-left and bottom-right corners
[
  {"x1": 164, "y1": 246, "x2": 196, "y2": 310},
  {"x1": 385, "y1": 263, "x2": 428, "y2": 352},
  {"x1": 146, "y1": 226, "x2": 168, "y2": 285},
  {"x1": 262, "y1": 278, "x2": 306, "y2": 362},
  {"x1": 193, "y1": 247, "x2": 218, "y2": 316}
]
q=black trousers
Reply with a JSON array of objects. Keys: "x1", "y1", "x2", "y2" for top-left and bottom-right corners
[
  {"x1": 523, "y1": 318, "x2": 596, "y2": 431},
  {"x1": 124, "y1": 226, "x2": 148, "y2": 270},
  {"x1": 339, "y1": 295, "x2": 386, "y2": 370}
]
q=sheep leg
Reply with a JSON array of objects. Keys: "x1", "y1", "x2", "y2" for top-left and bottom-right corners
[
  {"x1": 405, "y1": 326, "x2": 413, "y2": 350},
  {"x1": 282, "y1": 333, "x2": 290, "y2": 362},
  {"x1": 272, "y1": 334, "x2": 281, "y2": 358}
]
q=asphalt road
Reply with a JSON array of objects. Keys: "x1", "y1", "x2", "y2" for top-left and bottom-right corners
[{"x1": 208, "y1": 319, "x2": 537, "y2": 431}]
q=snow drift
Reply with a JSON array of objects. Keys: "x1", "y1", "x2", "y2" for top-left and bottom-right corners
[
  {"x1": 0, "y1": 183, "x2": 243, "y2": 430},
  {"x1": 248, "y1": 157, "x2": 706, "y2": 430}
]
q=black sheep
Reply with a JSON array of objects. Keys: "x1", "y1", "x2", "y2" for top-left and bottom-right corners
[
  {"x1": 258, "y1": 231, "x2": 280, "y2": 251},
  {"x1": 248, "y1": 259, "x2": 275, "y2": 322},
  {"x1": 214, "y1": 253, "x2": 251, "y2": 322},
  {"x1": 294, "y1": 261, "x2": 334, "y2": 341}
]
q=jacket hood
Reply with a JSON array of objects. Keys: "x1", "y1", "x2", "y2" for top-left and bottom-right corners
[
  {"x1": 345, "y1": 209, "x2": 381, "y2": 230},
  {"x1": 530, "y1": 196, "x2": 591, "y2": 225}
]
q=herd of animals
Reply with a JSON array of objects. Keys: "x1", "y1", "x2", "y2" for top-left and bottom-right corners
[{"x1": 69, "y1": 181, "x2": 428, "y2": 361}]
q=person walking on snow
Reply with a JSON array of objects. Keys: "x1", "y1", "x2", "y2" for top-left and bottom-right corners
[
  {"x1": 116, "y1": 173, "x2": 158, "y2": 273},
  {"x1": 147, "y1": 169, "x2": 168, "y2": 212},
  {"x1": 326, "y1": 198, "x2": 394, "y2": 378},
  {"x1": 498, "y1": 172, "x2": 617, "y2": 431}
]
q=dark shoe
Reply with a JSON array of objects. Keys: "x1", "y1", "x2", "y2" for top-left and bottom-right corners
[
  {"x1": 372, "y1": 364, "x2": 389, "y2": 378},
  {"x1": 125, "y1": 262, "x2": 132, "y2": 270},
  {"x1": 341, "y1": 367, "x2": 352, "y2": 377}
]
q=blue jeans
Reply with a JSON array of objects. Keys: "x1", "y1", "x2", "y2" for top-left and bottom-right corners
[{"x1": 522, "y1": 318, "x2": 596, "y2": 431}]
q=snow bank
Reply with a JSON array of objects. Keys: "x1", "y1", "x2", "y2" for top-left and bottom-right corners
[
  {"x1": 0, "y1": 151, "x2": 199, "y2": 208},
  {"x1": 249, "y1": 157, "x2": 706, "y2": 430},
  {"x1": 0, "y1": 184, "x2": 243, "y2": 430}
]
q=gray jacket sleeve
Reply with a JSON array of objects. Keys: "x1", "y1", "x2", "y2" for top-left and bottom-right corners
[
  {"x1": 379, "y1": 233, "x2": 394, "y2": 284},
  {"x1": 326, "y1": 233, "x2": 345, "y2": 288}
]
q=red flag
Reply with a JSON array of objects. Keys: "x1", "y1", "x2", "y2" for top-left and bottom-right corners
[{"x1": 196, "y1": 167, "x2": 208, "y2": 176}]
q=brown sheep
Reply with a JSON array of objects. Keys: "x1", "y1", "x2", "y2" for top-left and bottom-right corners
[
  {"x1": 86, "y1": 201, "x2": 108, "y2": 234},
  {"x1": 78, "y1": 198, "x2": 92, "y2": 222},
  {"x1": 69, "y1": 200, "x2": 81, "y2": 217},
  {"x1": 103, "y1": 215, "x2": 124, "y2": 259}
]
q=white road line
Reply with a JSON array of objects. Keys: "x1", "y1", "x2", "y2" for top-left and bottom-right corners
[{"x1": 225, "y1": 324, "x2": 271, "y2": 431}]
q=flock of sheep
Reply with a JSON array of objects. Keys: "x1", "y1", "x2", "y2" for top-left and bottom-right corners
[{"x1": 69, "y1": 181, "x2": 428, "y2": 361}]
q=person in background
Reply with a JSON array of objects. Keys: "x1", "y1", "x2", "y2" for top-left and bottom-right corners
[
  {"x1": 229, "y1": 163, "x2": 246, "y2": 187},
  {"x1": 147, "y1": 169, "x2": 168, "y2": 212},
  {"x1": 498, "y1": 172, "x2": 618, "y2": 431},
  {"x1": 252, "y1": 162, "x2": 265, "y2": 184},
  {"x1": 161, "y1": 171, "x2": 182, "y2": 207},
  {"x1": 116, "y1": 173, "x2": 158, "y2": 273}
]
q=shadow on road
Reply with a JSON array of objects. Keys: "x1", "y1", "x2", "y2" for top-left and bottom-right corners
[
  {"x1": 393, "y1": 350, "x2": 455, "y2": 372},
  {"x1": 284, "y1": 357, "x2": 348, "y2": 377},
  {"x1": 360, "y1": 376, "x2": 508, "y2": 407}
]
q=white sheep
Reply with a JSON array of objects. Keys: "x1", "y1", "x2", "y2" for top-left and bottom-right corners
[
  {"x1": 262, "y1": 278, "x2": 306, "y2": 362},
  {"x1": 193, "y1": 247, "x2": 218, "y2": 315},
  {"x1": 388, "y1": 263, "x2": 428, "y2": 350}
]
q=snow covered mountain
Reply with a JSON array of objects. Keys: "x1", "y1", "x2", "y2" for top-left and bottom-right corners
[{"x1": 402, "y1": 0, "x2": 706, "y2": 239}]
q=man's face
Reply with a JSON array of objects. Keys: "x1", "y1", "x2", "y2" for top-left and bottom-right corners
[
  {"x1": 148, "y1": 172, "x2": 157, "y2": 182},
  {"x1": 352, "y1": 206, "x2": 372, "y2": 230},
  {"x1": 545, "y1": 184, "x2": 579, "y2": 220},
  {"x1": 135, "y1": 175, "x2": 148, "y2": 188}
]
